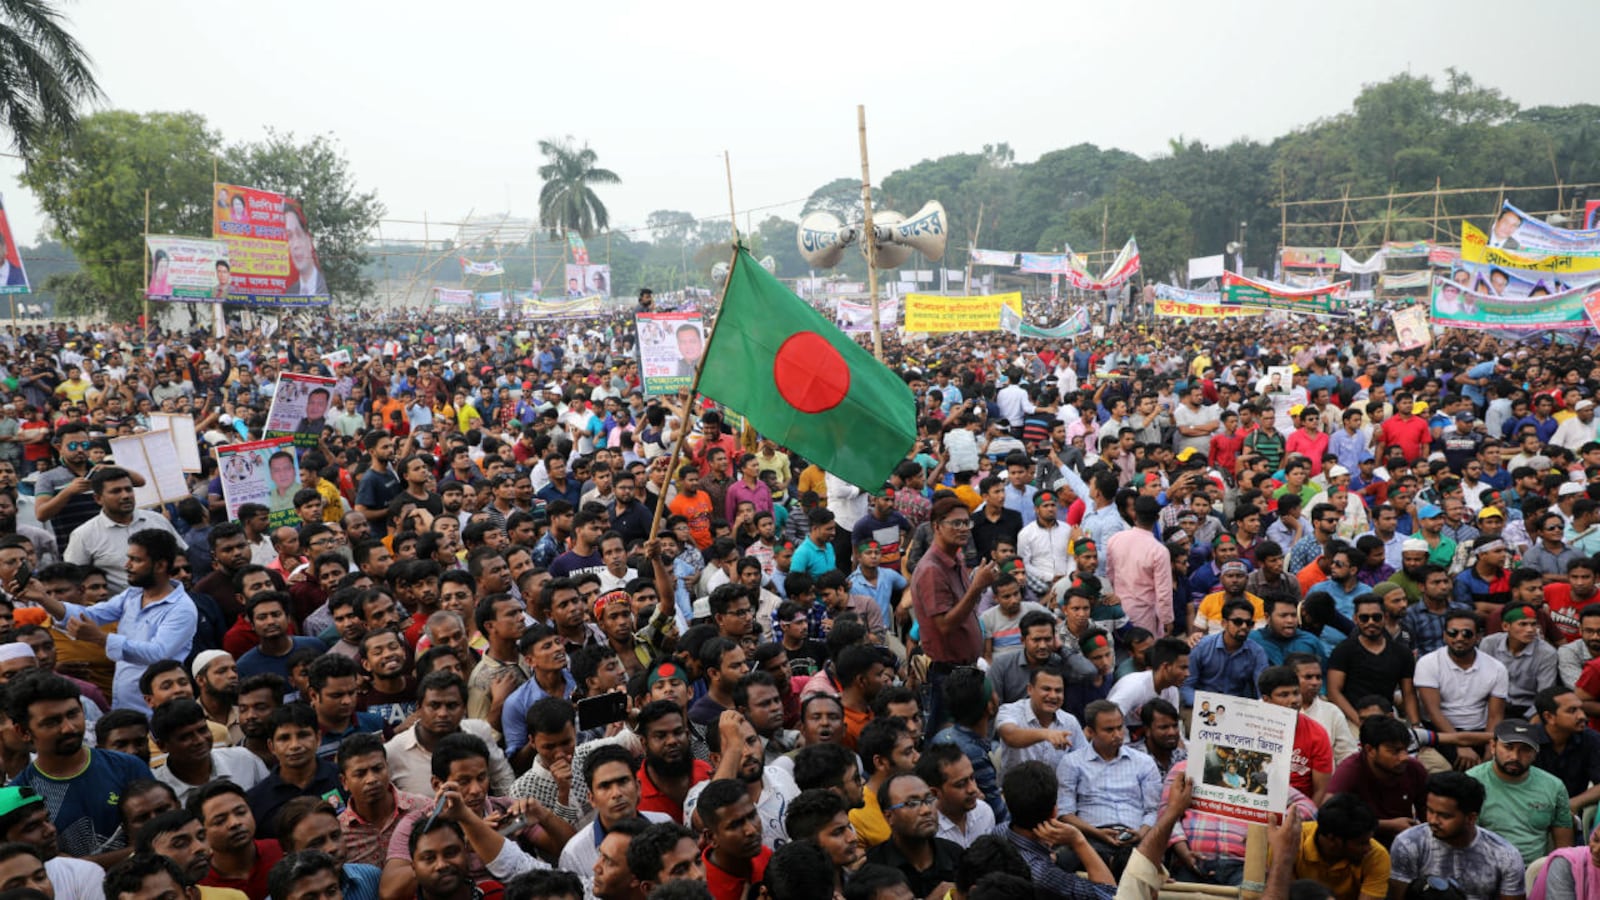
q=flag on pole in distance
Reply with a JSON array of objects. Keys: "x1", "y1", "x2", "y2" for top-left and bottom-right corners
[{"x1": 698, "y1": 246, "x2": 917, "y2": 492}]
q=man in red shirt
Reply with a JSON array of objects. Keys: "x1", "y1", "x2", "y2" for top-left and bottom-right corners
[
  {"x1": 1260, "y1": 665, "x2": 1332, "y2": 804},
  {"x1": 1378, "y1": 397, "x2": 1432, "y2": 464},
  {"x1": 698, "y1": 778, "x2": 771, "y2": 900},
  {"x1": 911, "y1": 497, "x2": 998, "y2": 733},
  {"x1": 196, "y1": 780, "x2": 284, "y2": 900},
  {"x1": 1208, "y1": 409, "x2": 1244, "y2": 474}
]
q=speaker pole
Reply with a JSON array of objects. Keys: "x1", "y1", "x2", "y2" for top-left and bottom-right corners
[{"x1": 856, "y1": 105, "x2": 882, "y2": 361}]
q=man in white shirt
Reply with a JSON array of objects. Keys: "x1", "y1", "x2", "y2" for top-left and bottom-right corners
[
  {"x1": 62, "y1": 466, "x2": 186, "y2": 595},
  {"x1": 918, "y1": 742, "x2": 996, "y2": 849},
  {"x1": 1413, "y1": 608, "x2": 1508, "y2": 768}
]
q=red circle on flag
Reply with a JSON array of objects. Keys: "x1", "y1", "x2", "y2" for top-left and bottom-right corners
[{"x1": 774, "y1": 332, "x2": 849, "y2": 413}]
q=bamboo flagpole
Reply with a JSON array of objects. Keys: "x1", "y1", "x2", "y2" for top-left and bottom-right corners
[
  {"x1": 858, "y1": 105, "x2": 882, "y2": 361},
  {"x1": 644, "y1": 151, "x2": 742, "y2": 543},
  {"x1": 142, "y1": 189, "x2": 151, "y2": 336}
]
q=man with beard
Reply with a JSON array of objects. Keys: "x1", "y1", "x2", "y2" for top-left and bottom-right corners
[
  {"x1": 354, "y1": 431, "x2": 402, "y2": 540},
  {"x1": 194, "y1": 779, "x2": 283, "y2": 900},
  {"x1": 781, "y1": 791, "x2": 858, "y2": 895},
  {"x1": 609, "y1": 473, "x2": 651, "y2": 547},
  {"x1": 387, "y1": 672, "x2": 514, "y2": 797},
  {"x1": 150, "y1": 699, "x2": 269, "y2": 804},
  {"x1": 1128, "y1": 698, "x2": 1187, "y2": 778},
  {"x1": 734, "y1": 671, "x2": 798, "y2": 763},
  {"x1": 1389, "y1": 771, "x2": 1528, "y2": 900},
  {"x1": 1328, "y1": 593, "x2": 1420, "y2": 727},
  {"x1": 29, "y1": 529, "x2": 195, "y2": 715},
  {"x1": 244, "y1": 704, "x2": 344, "y2": 840},
  {"x1": 1400, "y1": 565, "x2": 1467, "y2": 656},
  {"x1": 235, "y1": 593, "x2": 325, "y2": 682},
  {"x1": 0, "y1": 785, "x2": 109, "y2": 900},
  {"x1": 1562, "y1": 603, "x2": 1600, "y2": 692},
  {"x1": 685, "y1": 712, "x2": 800, "y2": 850},
  {"x1": 192, "y1": 650, "x2": 241, "y2": 744},
  {"x1": 63, "y1": 467, "x2": 185, "y2": 596},
  {"x1": 1415, "y1": 610, "x2": 1507, "y2": 772},
  {"x1": 916, "y1": 742, "x2": 993, "y2": 850},
  {"x1": 1327, "y1": 713, "x2": 1430, "y2": 846},
  {"x1": 133, "y1": 809, "x2": 224, "y2": 892},
  {"x1": 635, "y1": 699, "x2": 713, "y2": 822},
  {"x1": 863, "y1": 771, "x2": 960, "y2": 900},
  {"x1": 357, "y1": 629, "x2": 416, "y2": 727},
  {"x1": 33, "y1": 421, "x2": 108, "y2": 551},
  {"x1": 1464, "y1": 719, "x2": 1573, "y2": 865},
  {"x1": 195, "y1": 523, "x2": 254, "y2": 626},
  {"x1": 404, "y1": 818, "x2": 499, "y2": 900},
  {"x1": 1385, "y1": 539, "x2": 1430, "y2": 607},
  {"x1": 235, "y1": 673, "x2": 284, "y2": 769}
]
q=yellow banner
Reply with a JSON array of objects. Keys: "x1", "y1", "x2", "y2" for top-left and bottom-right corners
[
  {"x1": 1153, "y1": 299, "x2": 1265, "y2": 318},
  {"x1": 1462, "y1": 222, "x2": 1600, "y2": 273},
  {"x1": 902, "y1": 292, "x2": 1023, "y2": 332}
]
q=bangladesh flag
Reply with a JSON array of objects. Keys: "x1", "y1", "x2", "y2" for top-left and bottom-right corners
[{"x1": 698, "y1": 247, "x2": 916, "y2": 492}]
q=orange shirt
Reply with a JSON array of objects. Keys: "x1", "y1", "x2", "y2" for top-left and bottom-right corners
[
  {"x1": 670, "y1": 490, "x2": 714, "y2": 550},
  {"x1": 842, "y1": 704, "x2": 872, "y2": 751}
]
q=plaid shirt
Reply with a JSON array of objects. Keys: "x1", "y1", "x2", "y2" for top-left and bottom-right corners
[
  {"x1": 1163, "y1": 761, "x2": 1317, "y2": 861},
  {"x1": 1003, "y1": 828, "x2": 1115, "y2": 900},
  {"x1": 1402, "y1": 599, "x2": 1472, "y2": 656},
  {"x1": 338, "y1": 786, "x2": 434, "y2": 866}
]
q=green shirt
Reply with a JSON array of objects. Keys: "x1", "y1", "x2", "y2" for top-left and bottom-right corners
[{"x1": 1466, "y1": 760, "x2": 1570, "y2": 865}]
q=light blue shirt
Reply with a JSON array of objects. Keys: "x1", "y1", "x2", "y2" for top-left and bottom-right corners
[
  {"x1": 1057, "y1": 466, "x2": 1125, "y2": 574},
  {"x1": 848, "y1": 567, "x2": 907, "y2": 625},
  {"x1": 56, "y1": 581, "x2": 198, "y2": 713},
  {"x1": 501, "y1": 670, "x2": 576, "y2": 758},
  {"x1": 1055, "y1": 743, "x2": 1162, "y2": 829}
]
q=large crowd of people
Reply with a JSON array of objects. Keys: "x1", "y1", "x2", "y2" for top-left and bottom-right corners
[{"x1": 0, "y1": 294, "x2": 1595, "y2": 900}]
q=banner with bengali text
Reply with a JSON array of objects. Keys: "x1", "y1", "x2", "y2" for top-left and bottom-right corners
[
  {"x1": 1382, "y1": 240, "x2": 1431, "y2": 258},
  {"x1": 212, "y1": 182, "x2": 331, "y2": 306},
  {"x1": 1490, "y1": 201, "x2": 1600, "y2": 255},
  {"x1": 1222, "y1": 272, "x2": 1351, "y2": 316},
  {"x1": 145, "y1": 236, "x2": 231, "y2": 301},
  {"x1": 1461, "y1": 222, "x2": 1600, "y2": 275},
  {"x1": 1018, "y1": 252, "x2": 1074, "y2": 274},
  {"x1": 903, "y1": 292, "x2": 1022, "y2": 332},
  {"x1": 968, "y1": 249, "x2": 1017, "y2": 266},
  {"x1": 1430, "y1": 275, "x2": 1591, "y2": 331},
  {"x1": 998, "y1": 304, "x2": 1090, "y2": 338},
  {"x1": 216, "y1": 436, "x2": 301, "y2": 528},
  {"x1": 1280, "y1": 247, "x2": 1341, "y2": 269},
  {"x1": 522, "y1": 294, "x2": 603, "y2": 318},
  {"x1": 637, "y1": 311, "x2": 704, "y2": 396},
  {"x1": 1394, "y1": 306, "x2": 1432, "y2": 349},
  {"x1": 1379, "y1": 271, "x2": 1432, "y2": 290},
  {"x1": 1338, "y1": 249, "x2": 1386, "y2": 274},
  {"x1": 433, "y1": 287, "x2": 473, "y2": 306},
  {"x1": 1153, "y1": 283, "x2": 1266, "y2": 318},
  {"x1": 459, "y1": 257, "x2": 505, "y2": 276},
  {"x1": 834, "y1": 298, "x2": 901, "y2": 333}
]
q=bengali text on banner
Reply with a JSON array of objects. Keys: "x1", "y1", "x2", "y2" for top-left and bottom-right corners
[
  {"x1": 968, "y1": 249, "x2": 1017, "y2": 267},
  {"x1": 1430, "y1": 275, "x2": 1592, "y2": 331},
  {"x1": 1221, "y1": 272, "x2": 1351, "y2": 316},
  {"x1": 1153, "y1": 283, "x2": 1264, "y2": 318},
  {"x1": 834, "y1": 298, "x2": 901, "y2": 334},
  {"x1": 145, "y1": 236, "x2": 231, "y2": 301},
  {"x1": 1461, "y1": 222, "x2": 1600, "y2": 275},
  {"x1": 1492, "y1": 201, "x2": 1600, "y2": 255},
  {"x1": 1280, "y1": 247, "x2": 1341, "y2": 269},
  {"x1": 458, "y1": 257, "x2": 505, "y2": 276},
  {"x1": 212, "y1": 182, "x2": 331, "y2": 307},
  {"x1": 902, "y1": 292, "x2": 1023, "y2": 333},
  {"x1": 433, "y1": 287, "x2": 473, "y2": 306}
]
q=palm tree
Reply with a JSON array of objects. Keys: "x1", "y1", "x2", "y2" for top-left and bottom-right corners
[
  {"x1": 536, "y1": 137, "x2": 620, "y2": 239},
  {"x1": 0, "y1": 0, "x2": 102, "y2": 160}
]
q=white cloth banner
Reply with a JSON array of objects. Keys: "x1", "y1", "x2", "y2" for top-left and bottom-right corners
[
  {"x1": 969, "y1": 249, "x2": 1017, "y2": 266},
  {"x1": 1339, "y1": 250, "x2": 1386, "y2": 274},
  {"x1": 1187, "y1": 254, "x2": 1225, "y2": 282},
  {"x1": 458, "y1": 257, "x2": 505, "y2": 277}
]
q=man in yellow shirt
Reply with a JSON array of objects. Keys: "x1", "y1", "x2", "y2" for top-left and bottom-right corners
[
  {"x1": 1292, "y1": 793, "x2": 1389, "y2": 900},
  {"x1": 53, "y1": 365, "x2": 89, "y2": 404}
]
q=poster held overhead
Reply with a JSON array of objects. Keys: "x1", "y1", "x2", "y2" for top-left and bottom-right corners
[{"x1": 1188, "y1": 691, "x2": 1297, "y2": 825}]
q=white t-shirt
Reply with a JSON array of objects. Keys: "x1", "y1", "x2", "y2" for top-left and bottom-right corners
[
  {"x1": 1107, "y1": 671, "x2": 1180, "y2": 721},
  {"x1": 1412, "y1": 648, "x2": 1509, "y2": 731}
]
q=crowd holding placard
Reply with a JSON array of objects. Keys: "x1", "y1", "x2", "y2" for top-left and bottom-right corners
[{"x1": 4, "y1": 293, "x2": 1600, "y2": 900}]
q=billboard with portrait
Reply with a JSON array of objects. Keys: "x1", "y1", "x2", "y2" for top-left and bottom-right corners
[
  {"x1": 0, "y1": 194, "x2": 29, "y2": 295},
  {"x1": 145, "y1": 236, "x2": 231, "y2": 301},
  {"x1": 265, "y1": 373, "x2": 339, "y2": 448},
  {"x1": 216, "y1": 436, "x2": 301, "y2": 526},
  {"x1": 563, "y1": 263, "x2": 611, "y2": 299},
  {"x1": 212, "y1": 182, "x2": 331, "y2": 307}
]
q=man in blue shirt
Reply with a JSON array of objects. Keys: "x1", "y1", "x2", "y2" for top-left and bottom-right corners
[
  {"x1": 790, "y1": 510, "x2": 837, "y2": 578},
  {"x1": 1184, "y1": 597, "x2": 1270, "y2": 706},
  {"x1": 31, "y1": 528, "x2": 196, "y2": 713},
  {"x1": 237, "y1": 592, "x2": 327, "y2": 681},
  {"x1": 304, "y1": 655, "x2": 385, "y2": 762}
]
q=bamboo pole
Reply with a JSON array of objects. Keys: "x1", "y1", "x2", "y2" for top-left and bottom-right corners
[
  {"x1": 1238, "y1": 824, "x2": 1269, "y2": 900},
  {"x1": 643, "y1": 152, "x2": 741, "y2": 543},
  {"x1": 142, "y1": 189, "x2": 151, "y2": 336},
  {"x1": 858, "y1": 105, "x2": 882, "y2": 361}
]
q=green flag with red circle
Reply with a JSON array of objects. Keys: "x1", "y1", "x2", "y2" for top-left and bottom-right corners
[{"x1": 697, "y1": 246, "x2": 916, "y2": 492}]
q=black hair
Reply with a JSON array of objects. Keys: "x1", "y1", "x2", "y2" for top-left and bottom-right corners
[
  {"x1": 792, "y1": 742, "x2": 856, "y2": 792},
  {"x1": 625, "y1": 821, "x2": 697, "y2": 884}
]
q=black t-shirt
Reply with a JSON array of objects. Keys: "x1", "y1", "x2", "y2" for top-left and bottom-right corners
[{"x1": 1328, "y1": 634, "x2": 1415, "y2": 702}]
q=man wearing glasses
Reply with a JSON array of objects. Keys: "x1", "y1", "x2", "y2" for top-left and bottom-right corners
[
  {"x1": 1414, "y1": 609, "x2": 1508, "y2": 772},
  {"x1": 863, "y1": 771, "x2": 963, "y2": 899},
  {"x1": 35, "y1": 421, "x2": 132, "y2": 550},
  {"x1": 910, "y1": 497, "x2": 997, "y2": 733},
  {"x1": 1182, "y1": 596, "x2": 1269, "y2": 706}
]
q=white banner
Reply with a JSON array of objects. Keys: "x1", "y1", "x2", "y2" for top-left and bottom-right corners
[
  {"x1": 1187, "y1": 254, "x2": 1226, "y2": 282},
  {"x1": 1189, "y1": 692, "x2": 1297, "y2": 825},
  {"x1": 1339, "y1": 249, "x2": 1387, "y2": 274},
  {"x1": 459, "y1": 257, "x2": 505, "y2": 276},
  {"x1": 968, "y1": 248, "x2": 1016, "y2": 266},
  {"x1": 835, "y1": 298, "x2": 901, "y2": 333}
]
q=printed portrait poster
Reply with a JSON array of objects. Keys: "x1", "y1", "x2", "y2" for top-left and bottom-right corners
[
  {"x1": 212, "y1": 182, "x2": 331, "y2": 307},
  {"x1": 0, "y1": 194, "x2": 29, "y2": 295},
  {"x1": 265, "y1": 373, "x2": 338, "y2": 448},
  {"x1": 636, "y1": 311, "x2": 704, "y2": 396},
  {"x1": 564, "y1": 263, "x2": 611, "y2": 299},
  {"x1": 1393, "y1": 305, "x2": 1432, "y2": 350},
  {"x1": 1188, "y1": 692, "x2": 1298, "y2": 825},
  {"x1": 216, "y1": 436, "x2": 301, "y2": 527},
  {"x1": 145, "y1": 236, "x2": 231, "y2": 300}
]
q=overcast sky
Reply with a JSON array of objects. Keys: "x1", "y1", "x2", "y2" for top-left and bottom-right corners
[{"x1": 4, "y1": 0, "x2": 1599, "y2": 249}]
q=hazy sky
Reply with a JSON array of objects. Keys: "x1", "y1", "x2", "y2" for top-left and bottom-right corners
[{"x1": 4, "y1": 0, "x2": 1599, "y2": 249}]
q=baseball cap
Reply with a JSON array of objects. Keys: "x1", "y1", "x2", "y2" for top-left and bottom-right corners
[
  {"x1": 1411, "y1": 402, "x2": 1429, "y2": 415},
  {"x1": 1176, "y1": 447, "x2": 1198, "y2": 462},
  {"x1": 0, "y1": 787, "x2": 41, "y2": 821},
  {"x1": 1326, "y1": 465, "x2": 1349, "y2": 479},
  {"x1": 1417, "y1": 503, "x2": 1442, "y2": 519},
  {"x1": 1477, "y1": 506, "x2": 1504, "y2": 520},
  {"x1": 1493, "y1": 718, "x2": 1541, "y2": 748}
]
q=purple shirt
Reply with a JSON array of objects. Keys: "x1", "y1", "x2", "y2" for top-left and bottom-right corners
[{"x1": 725, "y1": 478, "x2": 774, "y2": 521}]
